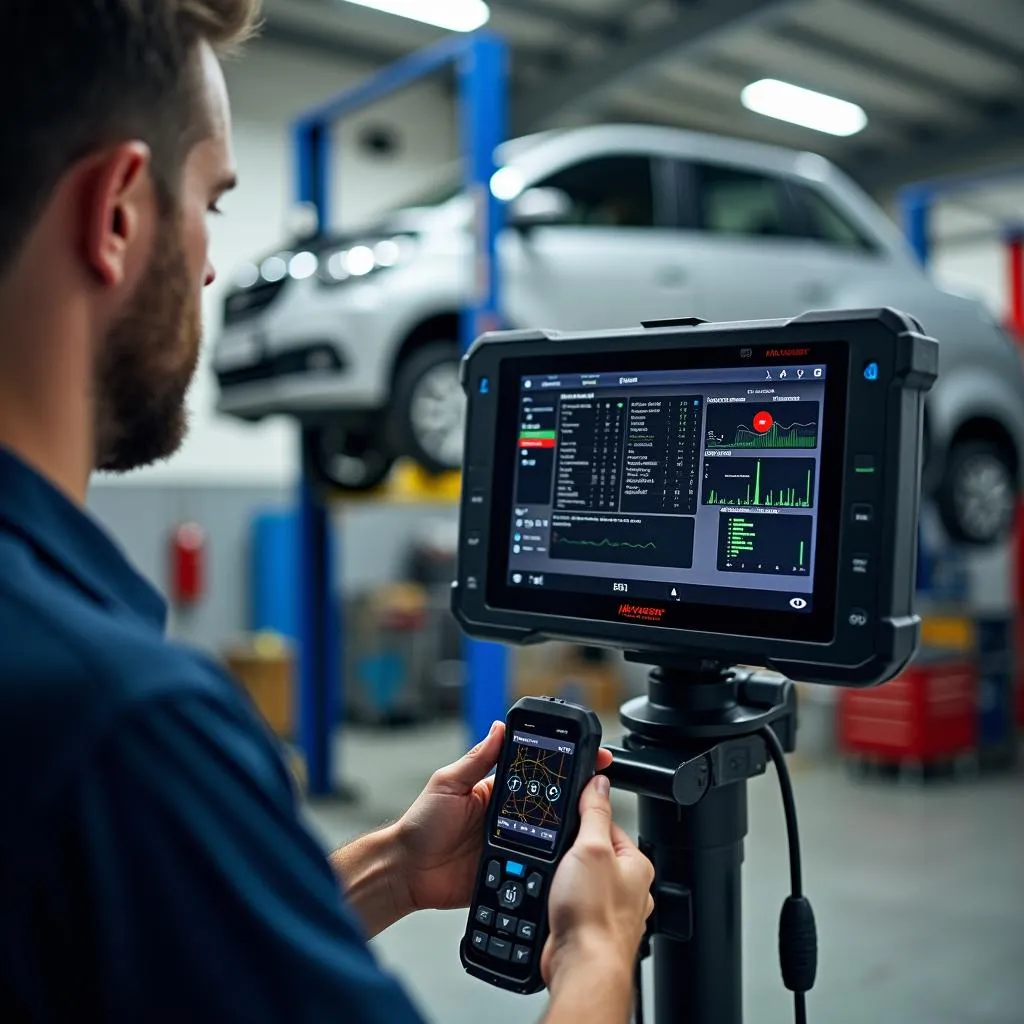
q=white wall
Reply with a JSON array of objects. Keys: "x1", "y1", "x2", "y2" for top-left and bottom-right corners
[
  {"x1": 110, "y1": 39, "x2": 456, "y2": 487},
  {"x1": 928, "y1": 179, "x2": 1024, "y2": 319}
]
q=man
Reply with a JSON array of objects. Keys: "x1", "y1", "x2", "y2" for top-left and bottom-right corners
[{"x1": 0, "y1": 4, "x2": 655, "y2": 1022}]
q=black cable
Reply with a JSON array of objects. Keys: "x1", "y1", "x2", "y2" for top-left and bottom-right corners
[
  {"x1": 761, "y1": 725, "x2": 803, "y2": 897},
  {"x1": 761, "y1": 725, "x2": 817, "y2": 1024}
]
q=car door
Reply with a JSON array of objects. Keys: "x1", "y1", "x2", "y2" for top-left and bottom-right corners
[
  {"x1": 671, "y1": 161, "x2": 841, "y2": 322},
  {"x1": 784, "y1": 178, "x2": 911, "y2": 307},
  {"x1": 499, "y1": 154, "x2": 702, "y2": 331}
]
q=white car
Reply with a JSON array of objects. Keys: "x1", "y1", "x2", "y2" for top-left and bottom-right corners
[{"x1": 213, "y1": 124, "x2": 1024, "y2": 545}]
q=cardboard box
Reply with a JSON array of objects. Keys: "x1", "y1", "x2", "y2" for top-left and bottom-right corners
[
  {"x1": 222, "y1": 632, "x2": 294, "y2": 738},
  {"x1": 513, "y1": 644, "x2": 623, "y2": 713}
]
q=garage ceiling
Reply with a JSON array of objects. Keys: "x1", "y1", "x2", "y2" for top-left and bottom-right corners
[{"x1": 258, "y1": 0, "x2": 1024, "y2": 197}]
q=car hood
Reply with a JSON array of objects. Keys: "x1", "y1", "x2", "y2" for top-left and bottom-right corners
[{"x1": 269, "y1": 200, "x2": 469, "y2": 257}]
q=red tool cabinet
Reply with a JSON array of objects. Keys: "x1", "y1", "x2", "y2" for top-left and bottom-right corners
[{"x1": 838, "y1": 657, "x2": 977, "y2": 763}]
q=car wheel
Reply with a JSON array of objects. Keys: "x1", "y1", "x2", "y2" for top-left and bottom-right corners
[
  {"x1": 305, "y1": 422, "x2": 395, "y2": 493},
  {"x1": 937, "y1": 439, "x2": 1017, "y2": 546},
  {"x1": 391, "y1": 343, "x2": 465, "y2": 475}
]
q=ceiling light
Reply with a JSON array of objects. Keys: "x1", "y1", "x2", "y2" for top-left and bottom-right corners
[
  {"x1": 741, "y1": 78, "x2": 867, "y2": 137},
  {"x1": 338, "y1": 0, "x2": 490, "y2": 33}
]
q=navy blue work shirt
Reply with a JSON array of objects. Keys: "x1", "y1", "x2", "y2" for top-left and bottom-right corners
[{"x1": 0, "y1": 447, "x2": 427, "y2": 1023}]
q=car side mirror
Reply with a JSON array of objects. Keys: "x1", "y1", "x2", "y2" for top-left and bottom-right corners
[{"x1": 507, "y1": 187, "x2": 572, "y2": 232}]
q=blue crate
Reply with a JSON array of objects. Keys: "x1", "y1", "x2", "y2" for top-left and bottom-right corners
[{"x1": 356, "y1": 652, "x2": 407, "y2": 717}]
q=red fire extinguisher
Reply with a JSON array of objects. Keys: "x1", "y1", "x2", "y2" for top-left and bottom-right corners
[{"x1": 169, "y1": 522, "x2": 206, "y2": 608}]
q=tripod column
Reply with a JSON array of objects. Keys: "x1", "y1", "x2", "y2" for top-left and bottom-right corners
[{"x1": 640, "y1": 767, "x2": 747, "y2": 1024}]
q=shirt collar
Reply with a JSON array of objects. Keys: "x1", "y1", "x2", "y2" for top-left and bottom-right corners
[{"x1": 0, "y1": 445, "x2": 167, "y2": 630}]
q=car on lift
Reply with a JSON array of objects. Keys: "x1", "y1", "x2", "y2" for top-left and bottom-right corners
[{"x1": 212, "y1": 124, "x2": 1024, "y2": 546}]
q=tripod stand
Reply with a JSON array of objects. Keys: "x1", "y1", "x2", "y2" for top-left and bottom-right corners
[{"x1": 602, "y1": 657, "x2": 811, "y2": 1024}]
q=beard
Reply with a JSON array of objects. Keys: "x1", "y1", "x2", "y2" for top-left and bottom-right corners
[{"x1": 93, "y1": 208, "x2": 202, "y2": 474}]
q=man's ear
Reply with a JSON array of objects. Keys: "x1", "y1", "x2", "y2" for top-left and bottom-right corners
[{"x1": 83, "y1": 141, "x2": 155, "y2": 289}]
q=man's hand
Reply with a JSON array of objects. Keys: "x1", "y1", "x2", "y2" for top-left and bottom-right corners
[
  {"x1": 394, "y1": 722, "x2": 614, "y2": 914},
  {"x1": 540, "y1": 775, "x2": 655, "y2": 1024}
]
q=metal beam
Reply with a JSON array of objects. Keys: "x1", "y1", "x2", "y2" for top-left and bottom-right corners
[
  {"x1": 853, "y1": 0, "x2": 1024, "y2": 70},
  {"x1": 262, "y1": 11, "x2": 568, "y2": 88},
  {"x1": 296, "y1": 31, "x2": 501, "y2": 127},
  {"x1": 603, "y1": 99, "x2": 743, "y2": 139},
  {"x1": 769, "y1": 22, "x2": 993, "y2": 114},
  {"x1": 260, "y1": 19, "x2": 400, "y2": 68},
  {"x1": 512, "y1": 0, "x2": 800, "y2": 132},
  {"x1": 494, "y1": 0, "x2": 621, "y2": 40},
  {"x1": 850, "y1": 108, "x2": 1024, "y2": 194},
  {"x1": 628, "y1": 76, "x2": 768, "y2": 130}
]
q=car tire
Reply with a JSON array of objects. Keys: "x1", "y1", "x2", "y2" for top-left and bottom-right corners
[
  {"x1": 305, "y1": 422, "x2": 396, "y2": 493},
  {"x1": 391, "y1": 342, "x2": 465, "y2": 475},
  {"x1": 937, "y1": 438, "x2": 1017, "y2": 546}
]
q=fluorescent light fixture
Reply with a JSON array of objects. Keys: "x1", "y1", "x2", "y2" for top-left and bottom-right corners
[
  {"x1": 339, "y1": 0, "x2": 490, "y2": 33},
  {"x1": 741, "y1": 79, "x2": 867, "y2": 137}
]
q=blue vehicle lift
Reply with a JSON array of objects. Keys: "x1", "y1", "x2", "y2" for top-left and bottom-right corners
[
  {"x1": 898, "y1": 165, "x2": 1024, "y2": 268},
  {"x1": 292, "y1": 33, "x2": 511, "y2": 797}
]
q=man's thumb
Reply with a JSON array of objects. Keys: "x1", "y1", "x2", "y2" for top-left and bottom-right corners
[
  {"x1": 433, "y1": 720, "x2": 504, "y2": 792},
  {"x1": 576, "y1": 773, "x2": 613, "y2": 844}
]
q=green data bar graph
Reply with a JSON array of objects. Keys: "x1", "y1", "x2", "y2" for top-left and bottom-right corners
[
  {"x1": 717, "y1": 512, "x2": 813, "y2": 575},
  {"x1": 703, "y1": 459, "x2": 815, "y2": 508}
]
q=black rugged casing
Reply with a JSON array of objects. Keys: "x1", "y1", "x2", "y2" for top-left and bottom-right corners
[
  {"x1": 452, "y1": 308, "x2": 938, "y2": 687},
  {"x1": 460, "y1": 696, "x2": 603, "y2": 993}
]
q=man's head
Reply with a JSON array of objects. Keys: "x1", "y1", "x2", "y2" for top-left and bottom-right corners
[{"x1": 0, "y1": 2, "x2": 259, "y2": 477}]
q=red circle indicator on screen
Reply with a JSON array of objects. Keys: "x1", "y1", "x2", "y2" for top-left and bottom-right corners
[{"x1": 753, "y1": 411, "x2": 774, "y2": 433}]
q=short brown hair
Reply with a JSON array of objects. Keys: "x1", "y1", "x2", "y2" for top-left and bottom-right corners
[{"x1": 0, "y1": 1, "x2": 260, "y2": 275}]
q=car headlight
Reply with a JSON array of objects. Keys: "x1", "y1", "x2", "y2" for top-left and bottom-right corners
[
  {"x1": 315, "y1": 236, "x2": 417, "y2": 286},
  {"x1": 230, "y1": 253, "x2": 297, "y2": 288},
  {"x1": 227, "y1": 234, "x2": 417, "y2": 299}
]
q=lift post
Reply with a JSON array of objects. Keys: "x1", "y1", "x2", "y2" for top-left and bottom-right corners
[{"x1": 292, "y1": 34, "x2": 511, "y2": 797}]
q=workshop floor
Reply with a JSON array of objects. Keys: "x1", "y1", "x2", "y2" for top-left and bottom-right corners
[{"x1": 304, "y1": 722, "x2": 1024, "y2": 1024}]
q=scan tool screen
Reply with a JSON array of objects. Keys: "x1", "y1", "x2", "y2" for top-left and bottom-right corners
[
  {"x1": 487, "y1": 342, "x2": 849, "y2": 643},
  {"x1": 491, "y1": 719, "x2": 578, "y2": 857}
]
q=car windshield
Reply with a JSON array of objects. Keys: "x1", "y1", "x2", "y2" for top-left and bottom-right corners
[
  {"x1": 371, "y1": 132, "x2": 559, "y2": 218},
  {"x1": 384, "y1": 174, "x2": 463, "y2": 213}
]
